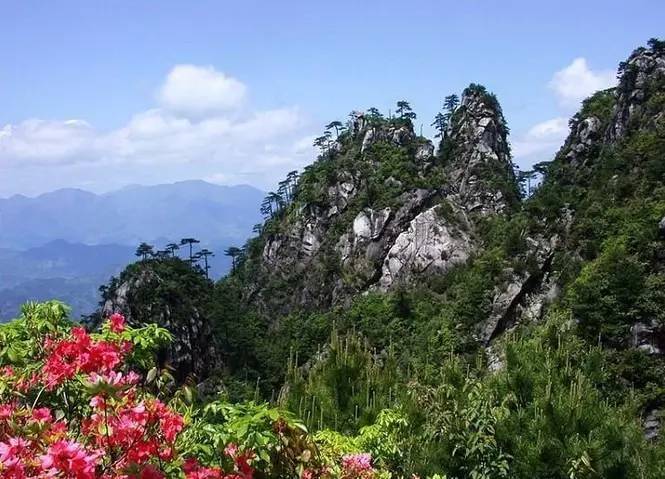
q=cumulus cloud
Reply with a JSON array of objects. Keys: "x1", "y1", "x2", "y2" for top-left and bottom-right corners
[
  {"x1": 157, "y1": 64, "x2": 247, "y2": 117},
  {"x1": 0, "y1": 65, "x2": 315, "y2": 194},
  {"x1": 512, "y1": 117, "x2": 569, "y2": 164},
  {"x1": 513, "y1": 56, "x2": 615, "y2": 169},
  {"x1": 548, "y1": 58, "x2": 616, "y2": 107}
]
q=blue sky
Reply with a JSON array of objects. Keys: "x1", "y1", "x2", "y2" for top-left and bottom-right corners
[{"x1": 0, "y1": 0, "x2": 663, "y2": 196}]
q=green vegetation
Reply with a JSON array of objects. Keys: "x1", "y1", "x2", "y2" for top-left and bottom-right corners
[{"x1": 4, "y1": 39, "x2": 665, "y2": 477}]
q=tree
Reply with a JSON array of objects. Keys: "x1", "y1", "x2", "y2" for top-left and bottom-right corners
[
  {"x1": 313, "y1": 132, "x2": 332, "y2": 153},
  {"x1": 648, "y1": 37, "x2": 665, "y2": 53},
  {"x1": 261, "y1": 197, "x2": 274, "y2": 219},
  {"x1": 517, "y1": 169, "x2": 538, "y2": 197},
  {"x1": 278, "y1": 179, "x2": 291, "y2": 203},
  {"x1": 180, "y1": 238, "x2": 200, "y2": 262},
  {"x1": 444, "y1": 94, "x2": 460, "y2": 113},
  {"x1": 253, "y1": 223, "x2": 264, "y2": 235},
  {"x1": 135, "y1": 242, "x2": 154, "y2": 261},
  {"x1": 286, "y1": 170, "x2": 300, "y2": 198},
  {"x1": 365, "y1": 107, "x2": 384, "y2": 125},
  {"x1": 154, "y1": 250, "x2": 171, "y2": 260},
  {"x1": 325, "y1": 121, "x2": 344, "y2": 138},
  {"x1": 224, "y1": 246, "x2": 243, "y2": 273},
  {"x1": 267, "y1": 191, "x2": 285, "y2": 212},
  {"x1": 431, "y1": 112, "x2": 448, "y2": 138},
  {"x1": 396, "y1": 101, "x2": 416, "y2": 120},
  {"x1": 165, "y1": 243, "x2": 180, "y2": 257},
  {"x1": 198, "y1": 248, "x2": 215, "y2": 279}
]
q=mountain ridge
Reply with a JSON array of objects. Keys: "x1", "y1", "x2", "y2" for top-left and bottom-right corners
[{"x1": 0, "y1": 180, "x2": 265, "y2": 249}]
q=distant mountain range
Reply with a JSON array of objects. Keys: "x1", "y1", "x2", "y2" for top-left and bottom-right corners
[
  {"x1": 0, "y1": 180, "x2": 264, "y2": 248},
  {"x1": 0, "y1": 181, "x2": 264, "y2": 320}
]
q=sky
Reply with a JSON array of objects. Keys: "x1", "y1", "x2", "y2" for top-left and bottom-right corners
[{"x1": 0, "y1": 0, "x2": 663, "y2": 197}]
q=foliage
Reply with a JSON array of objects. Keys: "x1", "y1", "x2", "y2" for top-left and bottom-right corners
[{"x1": 0, "y1": 301, "x2": 383, "y2": 478}]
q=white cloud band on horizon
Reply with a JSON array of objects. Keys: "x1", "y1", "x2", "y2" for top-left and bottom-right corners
[{"x1": 0, "y1": 65, "x2": 317, "y2": 195}]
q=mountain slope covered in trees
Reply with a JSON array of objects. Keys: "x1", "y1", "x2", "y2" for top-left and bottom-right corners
[{"x1": 91, "y1": 39, "x2": 665, "y2": 478}]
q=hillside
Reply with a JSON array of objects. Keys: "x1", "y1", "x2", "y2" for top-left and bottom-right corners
[{"x1": 86, "y1": 39, "x2": 665, "y2": 478}]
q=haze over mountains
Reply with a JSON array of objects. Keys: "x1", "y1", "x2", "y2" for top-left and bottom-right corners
[{"x1": 0, "y1": 180, "x2": 264, "y2": 320}]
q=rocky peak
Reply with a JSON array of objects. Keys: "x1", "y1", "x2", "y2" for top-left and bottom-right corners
[
  {"x1": 346, "y1": 111, "x2": 418, "y2": 154},
  {"x1": 444, "y1": 84, "x2": 518, "y2": 215},
  {"x1": 610, "y1": 39, "x2": 665, "y2": 140},
  {"x1": 555, "y1": 40, "x2": 665, "y2": 173}
]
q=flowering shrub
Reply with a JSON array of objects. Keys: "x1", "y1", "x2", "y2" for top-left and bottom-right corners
[{"x1": 0, "y1": 301, "x2": 380, "y2": 479}]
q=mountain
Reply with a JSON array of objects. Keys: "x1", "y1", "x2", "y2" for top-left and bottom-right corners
[
  {"x1": 89, "y1": 39, "x2": 665, "y2": 477},
  {"x1": 0, "y1": 180, "x2": 264, "y2": 249},
  {"x1": 0, "y1": 241, "x2": 135, "y2": 320},
  {"x1": 0, "y1": 181, "x2": 264, "y2": 321}
]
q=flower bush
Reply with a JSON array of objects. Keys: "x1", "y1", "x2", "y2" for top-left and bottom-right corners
[{"x1": 0, "y1": 301, "x2": 380, "y2": 479}]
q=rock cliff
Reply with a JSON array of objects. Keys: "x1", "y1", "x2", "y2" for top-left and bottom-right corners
[{"x1": 246, "y1": 84, "x2": 520, "y2": 318}]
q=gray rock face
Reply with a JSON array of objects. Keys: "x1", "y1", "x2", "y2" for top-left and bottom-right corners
[
  {"x1": 610, "y1": 46, "x2": 665, "y2": 140},
  {"x1": 631, "y1": 320, "x2": 664, "y2": 355},
  {"x1": 353, "y1": 208, "x2": 391, "y2": 241},
  {"x1": 262, "y1": 174, "x2": 360, "y2": 275},
  {"x1": 479, "y1": 236, "x2": 558, "y2": 344},
  {"x1": 645, "y1": 409, "x2": 662, "y2": 441},
  {"x1": 378, "y1": 206, "x2": 471, "y2": 289},
  {"x1": 564, "y1": 116, "x2": 602, "y2": 167}
]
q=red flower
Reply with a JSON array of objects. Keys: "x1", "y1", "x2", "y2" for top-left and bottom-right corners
[
  {"x1": 31, "y1": 407, "x2": 52, "y2": 423},
  {"x1": 39, "y1": 440, "x2": 101, "y2": 479},
  {"x1": 109, "y1": 313, "x2": 126, "y2": 333}
]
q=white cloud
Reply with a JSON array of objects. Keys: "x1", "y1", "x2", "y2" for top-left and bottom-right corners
[
  {"x1": 526, "y1": 117, "x2": 569, "y2": 139},
  {"x1": 0, "y1": 119, "x2": 96, "y2": 165},
  {"x1": 548, "y1": 58, "x2": 615, "y2": 107},
  {"x1": 157, "y1": 64, "x2": 247, "y2": 117},
  {"x1": 512, "y1": 117, "x2": 569, "y2": 163},
  {"x1": 513, "y1": 56, "x2": 616, "y2": 169},
  {"x1": 0, "y1": 65, "x2": 315, "y2": 195}
]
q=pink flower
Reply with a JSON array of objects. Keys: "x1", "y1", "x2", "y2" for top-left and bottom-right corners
[
  {"x1": 0, "y1": 403, "x2": 15, "y2": 420},
  {"x1": 39, "y1": 439, "x2": 101, "y2": 479},
  {"x1": 109, "y1": 313, "x2": 126, "y2": 333},
  {"x1": 31, "y1": 407, "x2": 52, "y2": 423},
  {"x1": 341, "y1": 453, "x2": 374, "y2": 478},
  {"x1": 184, "y1": 458, "x2": 223, "y2": 479},
  {"x1": 224, "y1": 443, "x2": 239, "y2": 458},
  {"x1": 0, "y1": 436, "x2": 30, "y2": 465}
]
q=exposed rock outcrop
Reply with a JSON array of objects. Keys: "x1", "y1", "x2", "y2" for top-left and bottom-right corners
[
  {"x1": 247, "y1": 84, "x2": 527, "y2": 321},
  {"x1": 610, "y1": 43, "x2": 665, "y2": 140},
  {"x1": 96, "y1": 260, "x2": 220, "y2": 382},
  {"x1": 378, "y1": 205, "x2": 471, "y2": 289},
  {"x1": 445, "y1": 85, "x2": 518, "y2": 215}
]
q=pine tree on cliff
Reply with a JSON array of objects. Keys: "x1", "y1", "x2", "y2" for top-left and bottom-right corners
[
  {"x1": 444, "y1": 94, "x2": 460, "y2": 113},
  {"x1": 197, "y1": 248, "x2": 214, "y2": 279},
  {"x1": 179, "y1": 238, "x2": 200, "y2": 262},
  {"x1": 325, "y1": 121, "x2": 344, "y2": 139},
  {"x1": 432, "y1": 112, "x2": 448, "y2": 138},
  {"x1": 396, "y1": 101, "x2": 417, "y2": 120},
  {"x1": 165, "y1": 243, "x2": 180, "y2": 258},
  {"x1": 135, "y1": 242, "x2": 154, "y2": 261},
  {"x1": 224, "y1": 246, "x2": 242, "y2": 273}
]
